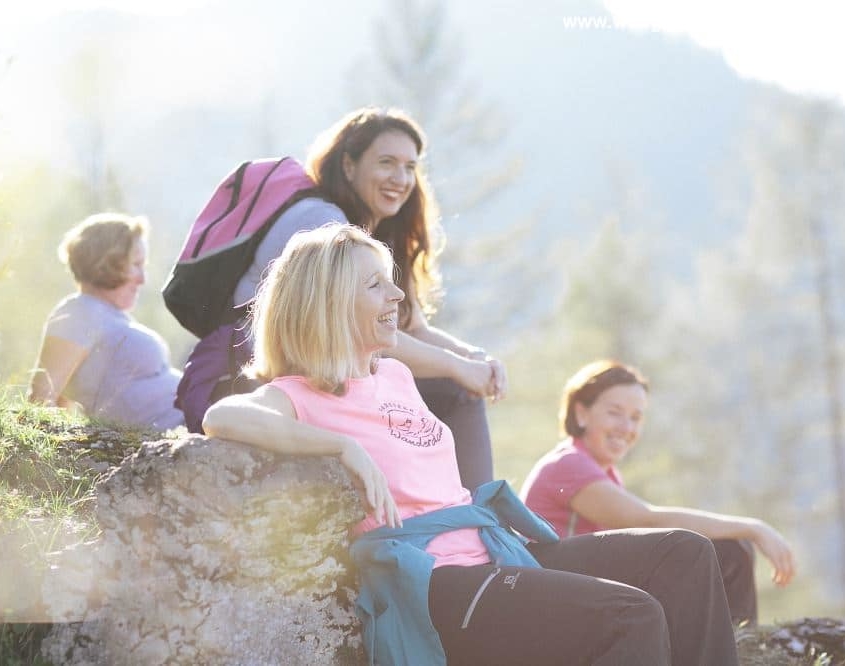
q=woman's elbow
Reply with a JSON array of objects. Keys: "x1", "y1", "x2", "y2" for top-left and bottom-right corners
[
  {"x1": 27, "y1": 375, "x2": 56, "y2": 406},
  {"x1": 201, "y1": 404, "x2": 227, "y2": 438},
  {"x1": 202, "y1": 397, "x2": 251, "y2": 439}
]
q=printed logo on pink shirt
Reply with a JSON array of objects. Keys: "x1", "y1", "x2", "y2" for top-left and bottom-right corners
[{"x1": 379, "y1": 402, "x2": 443, "y2": 448}]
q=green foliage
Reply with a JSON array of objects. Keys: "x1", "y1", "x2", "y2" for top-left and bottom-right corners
[
  {"x1": 558, "y1": 213, "x2": 662, "y2": 364},
  {"x1": 0, "y1": 160, "x2": 191, "y2": 387},
  {"x1": 1, "y1": 398, "x2": 97, "y2": 508},
  {"x1": 0, "y1": 392, "x2": 157, "y2": 619},
  {"x1": 0, "y1": 164, "x2": 93, "y2": 385},
  {"x1": 0, "y1": 392, "x2": 162, "y2": 661},
  {"x1": 0, "y1": 395, "x2": 158, "y2": 503},
  {"x1": 488, "y1": 209, "x2": 665, "y2": 488},
  {"x1": 0, "y1": 623, "x2": 53, "y2": 666},
  {"x1": 488, "y1": 94, "x2": 845, "y2": 622}
]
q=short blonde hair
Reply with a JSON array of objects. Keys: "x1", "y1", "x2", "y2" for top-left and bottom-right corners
[
  {"x1": 59, "y1": 213, "x2": 148, "y2": 289},
  {"x1": 248, "y1": 223, "x2": 394, "y2": 394}
]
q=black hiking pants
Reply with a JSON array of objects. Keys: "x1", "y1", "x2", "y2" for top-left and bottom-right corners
[
  {"x1": 714, "y1": 537, "x2": 757, "y2": 625},
  {"x1": 428, "y1": 529, "x2": 739, "y2": 666},
  {"x1": 415, "y1": 377, "x2": 493, "y2": 494}
]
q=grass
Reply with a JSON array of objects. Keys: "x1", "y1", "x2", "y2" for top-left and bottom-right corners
[
  {"x1": 0, "y1": 624, "x2": 53, "y2": 666},
  {"x1": 0, "y1": 393, "x2": 164, "y2": 663},
  {"x1": 0, "y1": 397, "x2": 153, "y2": 554},
  {"x1": 1, "y1": 401, "x2": 101, "y2": 578}
]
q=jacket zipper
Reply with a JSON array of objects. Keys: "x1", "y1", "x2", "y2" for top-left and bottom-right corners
[{"x1": 461, "y1": 567, "x2": 501, "y2": 629}]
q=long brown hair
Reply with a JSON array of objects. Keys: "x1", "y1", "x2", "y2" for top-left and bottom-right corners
[
  {"x1": 560, "y1": 360, "x2": 649, "y2": 438},
  {"x1": 305, "y1": 106, "x2": 442, "y2": 327}
]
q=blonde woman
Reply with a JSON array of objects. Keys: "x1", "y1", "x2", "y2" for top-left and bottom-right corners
[
  {"x1": 204, "y1": 224, "x2": 739, "y2": 666},
  {"x1": 29, "y1": 213, "x2": 183, "y2": 429}
]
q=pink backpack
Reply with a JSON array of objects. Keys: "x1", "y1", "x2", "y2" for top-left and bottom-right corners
[{"x1": 163, "y1": 157, "x2": 314, "y2": 338}]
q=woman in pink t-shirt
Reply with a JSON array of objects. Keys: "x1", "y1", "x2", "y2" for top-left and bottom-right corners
[
  {"x1": 204, "y1": 224, "x2": 740, "y2": 665},
  {"x1": 521, "y1": 360, "x2": 797, "y2": 626}
]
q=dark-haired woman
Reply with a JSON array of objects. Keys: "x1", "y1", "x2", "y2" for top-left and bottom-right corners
[
  {"x1": 180, "y1": 107, "x2": 503, "y2": 491},
  {"x1": 520, "y1": 359, "x2": 796, "y2": 625}
]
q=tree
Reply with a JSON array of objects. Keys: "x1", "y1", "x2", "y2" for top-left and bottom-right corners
[
  {"x1": 0, "y1": 164, "x2": 93, "y2": 384},
  {"x1": 488, "y1": 176, "x2": 673, "y2": 491},
  {"x1": 665, "y1": 90, "x2": 845, "y2": 615},
  {"x1": 739, "y1": 92, "x2": 845, "y2": 607},
  {"x1": 345, "y1": 0, "x2": 519, "y2": 211},
  {"x1": 345, "y1": 0, "x2": 542, "y2": 345},
  {"x1": 61, "y1": 40, "x2": 124, "y2": 212}
]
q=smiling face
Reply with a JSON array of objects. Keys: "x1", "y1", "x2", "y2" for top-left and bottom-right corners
[
  {"x1": 351, "y1": 245, "x2": 404, "y2": 372},
  {"x1": 575, "y1": 383, "x2": 648, "y2": 468},
  {"x1": 342, "y1": 129, "x2": 418, "y2": 230},
  {"x1": 101, "y1": 237, "x2": 146, "y2": 311}
]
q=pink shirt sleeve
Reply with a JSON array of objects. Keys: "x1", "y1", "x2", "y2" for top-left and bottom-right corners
[{"x1": 521, "y1": 442, "x2": 616, "y2": 537}]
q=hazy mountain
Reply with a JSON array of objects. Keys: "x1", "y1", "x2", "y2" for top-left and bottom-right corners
[
  {"x1": 5, "y1": 0, "x2": 778, "y2": 280},
  {"x1": 445, "y1": 1, "x2": 757, "y2": 264}
]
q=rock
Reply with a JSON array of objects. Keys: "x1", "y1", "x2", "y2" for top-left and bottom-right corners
[
  {"x1": 40, "y1": 435, "x2": 367, "y2": 665},
  {"x1": 736, "y1": 617, "x2": 845, "y2": 665},
  {"x1": 768, "y1": 617, "x2": 845, "y2": 662}
]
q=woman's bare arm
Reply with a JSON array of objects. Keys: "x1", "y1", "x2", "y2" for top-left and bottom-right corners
[
  {"x1": 203, "y1": 385, "x2": 402, "y2": 527},
  {"x1": 570, "y1": 480, "x2": 796, "y2": 586},
  {"x1": 28, "y1": 335, "x2": 89, "y2": 407},
  {"x1": 387, "y1": 299, "x2": 507, "y2": 400}
]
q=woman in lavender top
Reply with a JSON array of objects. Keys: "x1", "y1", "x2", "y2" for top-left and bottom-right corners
[{"x1": 29, "y1": 213, "x2": 184, "y2": 430}]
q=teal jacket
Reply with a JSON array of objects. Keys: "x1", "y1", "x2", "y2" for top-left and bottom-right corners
[{"x1": 350, "y1": 480, "x2": 559, "y2": 666}]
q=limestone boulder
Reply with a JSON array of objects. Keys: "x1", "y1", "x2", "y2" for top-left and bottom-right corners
[{"x1": 41, "y1": 435, "x2": 367, "y2": 665}]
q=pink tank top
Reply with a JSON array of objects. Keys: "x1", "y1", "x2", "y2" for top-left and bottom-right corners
[{"x1": 270, "y1": 359, "x2": 490, "y2": 567}]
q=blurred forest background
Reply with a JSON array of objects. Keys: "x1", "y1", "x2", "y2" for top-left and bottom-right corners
[{"x1": 2, "y1": 0, "x2": 845, "y2": 623}]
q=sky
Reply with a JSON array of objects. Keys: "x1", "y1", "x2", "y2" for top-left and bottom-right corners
[
  {"x1": 2, "y1": 0, "x2": 842, "y2": 103},
  {"x1": 1, "y1": 0, "x2": 205, "y2": 27},
  {"x1": 603, "y1": 0, "x2": 844, "y2": 102}
]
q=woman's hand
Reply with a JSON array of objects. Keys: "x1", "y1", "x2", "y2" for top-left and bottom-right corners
[
  {"x1": 486, "y1": 356, "x2": 508, "y2": 402},
  {"x1": 340, "y1": 439, "x2": 402, "y2": 528},
  {"x1": 391, "y1": 325, "x2": 508, "y2": 402},
  {"x1": 751, "y1": 521, "x2": 796, "y2": 586},
  {"x1": 450, "y1": 356, "x2": 497, "y2": 400},
  {"x1": 460, "y1": 351, "x2": 508, "y2": 402}
]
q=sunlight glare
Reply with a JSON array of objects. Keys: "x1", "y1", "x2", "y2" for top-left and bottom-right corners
[
  {"x1": 2, "y1": 0, "x2": 211, "y2": 34},
  {"x1": 603, "y1": 0, "x2": 845, "y2": 101}
]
